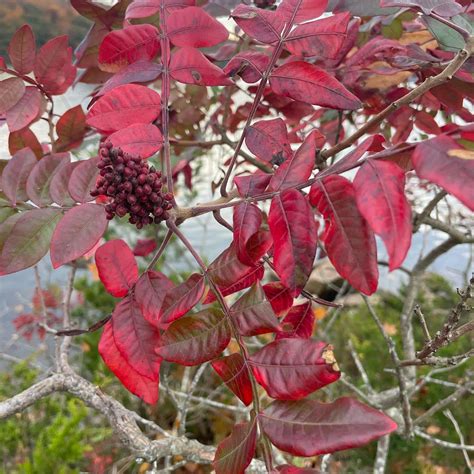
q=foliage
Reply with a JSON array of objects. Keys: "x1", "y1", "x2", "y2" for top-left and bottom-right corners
[{"x1": 0, "y1": 0, "x2": 473, "y2": 471}]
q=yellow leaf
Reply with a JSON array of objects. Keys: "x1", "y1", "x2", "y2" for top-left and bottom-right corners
[{"x1": 448, "y1": 149, "x2": 474, "y2": 160}]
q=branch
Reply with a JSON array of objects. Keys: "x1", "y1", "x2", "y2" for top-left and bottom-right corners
[
  {"x1": 0, "y1": 372, "x2": 267, "y2": 472},
  {"x1": 320, "y1": 36, "x2": 474, "y2": 161}
]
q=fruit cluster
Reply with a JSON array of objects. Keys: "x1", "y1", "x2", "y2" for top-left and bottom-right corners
[{"x1": 90, "y1": 142, "x2": 173, "y2": 229}]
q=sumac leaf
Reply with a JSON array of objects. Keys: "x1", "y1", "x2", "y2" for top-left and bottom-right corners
[
  {"x1": 26, "y1": 153, "x2": 69, "y2": 207},
  {"x1": 231, "y1": 5, "x2": 285, "y2": 44},
  {"x1": 263, "y1": 282, "x2": 294, "y2": 316},
  {"x1": 230, "y1": 283, "x2": 281, "y2": 336},
  {"x1": 1, "y1": 148, "x2": 37, "y2": 206},
  {"x1": 109, "y1": 123, "x2": 163, "y2": 158},
  {"x1": 234, "y1": 172, "x2": 272, "y2": 198},
  {"x1": 213, "y1": 417, "x2": 257, "y2": 474},
  {"x1": 249, "y1": 339, "x2": 340, "y2": 399},
  {"x1": 0, "y1": 208, "x2": 62, "y2": 275},
  {"x1": 0, "y1": 77, "x2": 25, "y2": 115},
  {"x1": 160, "y1": 273, "x2": 206, "y2": 327},
  {"x1": 211, "y1": 353, "x2": 253, "y2": 406},
  {"x1": 99, "y1": 24, "x2": 160, "y2": 73},
  {"x1": 68, "y1": 156, "x2": 100, "y2": 203},
  {"x1": 95, "y1": 239, "x2": 138, "y2": 297},
  {"x1": 276, "y1": 302, "x2": 314, "y2": 339},
  {"x1": 49, "y1": 162, "x2": 81, "y2": 207},
  {"x1": 135, "y1": 270, "x2": 175, "y2": 325},
  {"x1": 285, "y1": 12, "x2": 350, "y2": 58},
  {"x1": 269, "y1": 129, "x2": 322, "y2": 191},
  {"x1": 167, "y1": 7, "x2": 228, "y2": 48},
  {"x1": 133, "y1": 238, "x2": 157, "y2": 257},
  {"x1": 170, "y1": 47, "x2": 232, "y2": 86},
  {"x1": 354, "y1": 160, "x2": 412, "y2": 270},
  {"x1": 6, "y1": 86, "x2": 43, "y2": 132},
  {"x1": 277, "y1": 0, "x2": 328, "y2": 23},
  {"x1": 270, "y1": 61, "x2": 361, "y2": 110},
  {"x1": 99, "y1": 320, "x2": 159, "y2": 404},
  {"x1": 50, "y1": 203, "x2": 108, "y2": 268},
  {"x1": 86, "y1": 84, "x2": 161, "y2": 133},
  {"x1": 268, "y1": 189, "x2": 318, "y2": 296},
  {"x1": 246, "y1": 118, "x2": 292, "y2": 164},
  {"x1": 157, "y1": 308, "x2": 231, "y2": 365},
  {"x1": 56, "y1": 105, "x2": 87, "y2": 152},
  {"x1": 8, "y1": 128, "x2": 42, "y2": 159},
  {"x1": 413, "y1": 135, "x2": 474, "y2": 211},
  {"x1": 223, "y1": 51, "x2": 270, "y2": 83},
  {"x1": 309, "y1": 175, "x2": 378, "y2": 295},
  {"x1": 233, "y1": 202, "x2": 263, "y2": 266},
  {"x1": 111, "y1": 294, "x2": 162, "y2": 377},
  {"x1": 259, "y1": 397, "x2": 398, "y2": 456},
  {"x1": 8, "y1": 25, "x2": 36, "y2": 75}
]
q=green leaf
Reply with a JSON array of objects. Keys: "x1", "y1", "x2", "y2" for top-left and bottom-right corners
[{"x1": 0, "y1": 208, "x2": 62, "y2": 275}]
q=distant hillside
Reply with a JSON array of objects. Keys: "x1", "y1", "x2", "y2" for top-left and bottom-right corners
[{"x1": 0, "y1": 0, "x2": 91, "y2": 58}]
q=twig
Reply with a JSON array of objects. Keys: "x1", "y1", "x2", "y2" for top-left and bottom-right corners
[
  {"x1": 443, "y1": 409, "x2": 473, "y2": 472},
  {"x1": 373, "y1": 435, "x2": 391, "y2": 474},
  {"x1": 415, "y1": 428, "x2": 474, "y2": 452},
  {"x1": 362, "y1": 295, "x2": 414, "y2": 437}
]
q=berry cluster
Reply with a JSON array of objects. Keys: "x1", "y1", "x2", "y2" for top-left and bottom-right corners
[{"x1": 90, "y1": 142, "x2": 173, "y2": 229}]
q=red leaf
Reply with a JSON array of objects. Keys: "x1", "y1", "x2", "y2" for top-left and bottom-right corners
[
  {"x1": 213, "y1": 417, "x2": 257, "y2": 474},
  {"x1": 273, "y1": 465, "x2": 320, "y2": 473},
  {"x1": 133, "y1": 238, "x2": 157, "y2": 257},
  {"x1": 277, "y1": 0, "x2": 328, "y2": 23},
  {"x1": 0, "y1": 77, "x2": 25, "y2": 115},
  {"x1": 233, "y1": 202, "x2": 263, "y2": 266},
  {"x1": 135, "y1": 270, "x2": 175, "y2": 325},
  {"x1": 6, "y1": 87, "x2": 43, "y2": 132},
  {"x1": 234, "y1": 172, "x2": 271, "y2": 198},
  {"x1": 34, "y1": 36, "x2": 76, "y2": 95},
  {"x1": 204, "y1": 264, "x2": 265, "y2": 303},
  {"x1": 86, "y1": 84, "x2": 161, "y2": 133},
  {"x1": 413, "y1": 135, "x2": 474, "y2": 211},
  {"x1": 99, "y1": 24, "x2": 160, "y2": 73},
  {"x1": 231, "y1": 5, "x2": 285, "y2": 44},
  {"x1": 285, "y1": 13, "x2": 350, "y2": 58},
  {"x1": 95, "y1": 239, "x2": 138, "y2": 297},
  {"x1": 354, "y1": 160, "x2": 412, "y2": 271},
  {"x1": 26, "y1": 153, "x2": 69, "y2": 207},
  {"x1": 157, "y1": 308, "x2": 231, "y2": 365},
  {"x1": 160, "y1": 273, "x2": 206, "y2": 327},
  {"x1": 309, "y1": 175, "x2": 378, "y2": 295},
  {"x1": 0, "y1": 208, "x2": 62, "y2": 275},
  {"x1": 276, "y1": 302, "x2": 314, "y2": 339},
  {"x1": 68, "y1": 156, "x2": 100, "y2": 203},
  {"x1": 111, "y1": 294, "x2": 161, "y2": 377},
  {"x1": 268, "y1": 189, "x2": 318, "y2": 296},
  {"x1": 223, "y1": 51, "x2": 270, "y2": 83},
  {"x1": 56, "y1": 105, "x2": 87, "y2": 152},
  {"x1": 380, "y1": 0, "x2": 463, "y2": 17},
  {"x1": 263, "y1": 282, "x2": 293, "y2": 316},
  {"x1": 269, "y1": 129, "x2": 322, "y2": 191},
  {"x1": 249, "y1": 339, "x2": 340, "y2": 399},
  {"x1": 49, "y1": 161, "x2": 81, "y2": 207},
  {"x1": 98, "y1": 61, "x2": 163, "y2": 97},
  {"x1": 246, "y1": 118, "x2": 292, "y2": 164},
  {"x1": 109, "y1": 123, "x2": 163, "y2": 158},
  {"x1": 9, "y1": 129, "x2": 42, "y2": 159},
  {"x1": 167, "y1": 7, "x2": 228, "y2": 48},
  {"x1": 99, "y1": 321, "x2": 159, "y2": 404},
  {"x1": 231, "y1": 283, "x2": 281, "y2": 336},
  {"x1": 211, "y1": 353, "x2": 253, "y2": 406},
  {"x1": 50, "y1": 204, "x2": 108, "y2": 268},
  {"x1": 126, "y1": 0, "x2": 195, "y2": 19},
  {"x1": 270, "y1": 62, "x2": 361, "y2": 110},
  {"x1": 1, "y1": 148, "x2": 37, "y2": 206},
  {"x1": 414, "y1": 110, "x2": 441, "y2": 135},
  {"x1": 260, "y1": 398, "x2": 397, "y2": 456},
  {"x1": 170, "y1": 47, "x2": 232, "y2": 86},
  {"x1": 8, "y1": 25, "x2": 36, "y2": 75}
]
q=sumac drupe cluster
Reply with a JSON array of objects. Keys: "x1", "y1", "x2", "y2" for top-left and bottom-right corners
[{"x1": 91, "y1": 142, "x2": 173, "y2": 229}]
